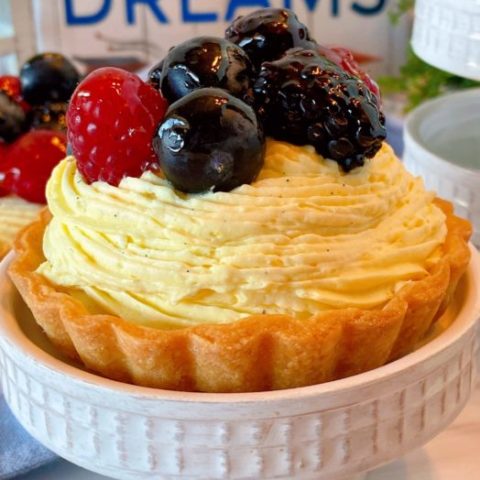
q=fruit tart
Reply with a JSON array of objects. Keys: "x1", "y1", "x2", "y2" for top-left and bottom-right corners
[
  {"x1": 9, "y1": 9, "x2": 472, "y2": 393},
  {"x1": 0, "y1": 53, "x2": 79, "y2": 260}
]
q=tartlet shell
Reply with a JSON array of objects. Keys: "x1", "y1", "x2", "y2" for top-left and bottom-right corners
[
  {"x1": 8, "y1": 200, "x2": 472, "y2": 393},
  {"x1": 0, "y1": 242, "x2": 9, "y2": 262}
]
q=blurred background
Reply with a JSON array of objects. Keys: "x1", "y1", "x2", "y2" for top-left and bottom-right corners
[
  {"x1": 1, "y1": 0, "x2": 478, "y2": 156},
  {"x1": 0, "y1": 0, "x2": 409, "y2": 75}
]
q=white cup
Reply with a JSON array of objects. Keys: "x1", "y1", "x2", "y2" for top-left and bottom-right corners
[{"x1": 403, "y1": 88, "x2": 480, "y2": 246}]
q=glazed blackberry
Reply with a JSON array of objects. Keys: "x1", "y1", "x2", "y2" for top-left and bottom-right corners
[
  {"x1": 225, "y1": 8, "x2": 312, "y2": 69},
  {"x1": 28, "y1": 102, "x2": 68, "y2": 132},
  {"x1": 253, "y1": 49, "x2": 386, "y2": 171},
  {"x1": 0, "y1": 92, "x2": 28, "y2": 143},
  {"x1": 316, "y1": 45, "x2": 380, "y2": 100}
]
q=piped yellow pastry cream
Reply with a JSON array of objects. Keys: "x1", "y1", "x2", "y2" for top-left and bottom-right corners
[
  {"x1": 0, "y1": 196, "x2": 42, "y2": 258},
  {"x1": 37, "y1": 140, "x2": 447, "y2": 329}
]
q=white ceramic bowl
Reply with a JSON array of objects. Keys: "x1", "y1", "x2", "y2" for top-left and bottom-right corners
[
  {"x1": 403, "y1": 88, "x2": 480, "y2": 247},
  {"x1": 1, "y1": 250, "x2": 480, "y2": 480},
  {"x1": 412, "y1": 0, "x2": 480, "y2": 80}
]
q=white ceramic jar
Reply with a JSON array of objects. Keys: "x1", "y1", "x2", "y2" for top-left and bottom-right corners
[
  {"x1": 403, "y1": 88, "x2": 480, "y2": 247},
  {"x1": 412, "y1": 0, "x2": 480, "y2": 80}
]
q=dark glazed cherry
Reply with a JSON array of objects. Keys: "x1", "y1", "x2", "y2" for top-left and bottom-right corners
[
  {"x1": 0, "y1": 92, "x2": 28, "y2": 143},
  {"x1": 20, "y1": 53, "x2": 80, "y2": 105},
  {"x1": 253, "y1": 49, "x2": 386, "y2": 172},
  {"x1": 159, "y1": 37, "x2": 254, "y2": 103},
  {"x1": 225, "y1": 8, "x2": 312, "y2": 69},
  {"x1": 154, "y1": 88, "x2": 265, "y2": 193},
  {"x1": 28, "y1": 102, "x2": 68, "y2": 132}
]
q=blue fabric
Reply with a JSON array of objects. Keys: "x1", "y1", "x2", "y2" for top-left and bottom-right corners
[
  {"x1": 386, "y1": 115, "x2": 405, "y2": 158},
  {"x1": 0, "y1": 394, "x2": 57, "y2": 480}
]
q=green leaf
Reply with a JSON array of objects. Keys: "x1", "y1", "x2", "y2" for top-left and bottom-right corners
[
  {"x1": 389, "y1": 0, "x2": 414, "y2": 24},
  {"x1": 378, "y1": 47, "x2": 480, "y2": 112}
]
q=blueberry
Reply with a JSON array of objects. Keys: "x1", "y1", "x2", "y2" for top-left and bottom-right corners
[
  {"x1": 154, "y1": 88, "x2": 265, "y2": 193},
  {"x1": 0, "y1": 92, "x2": 27, "y2": 143},
  {"x1": 147, "y1": 59, "x2": 164, "y2": 90},
  {"x1": 158, "y1": 37, "x2": 254, "y2": 104},
  {"x1": 147, "y1": 46, "x2": 175, "y2": 90},
  {"x1": 20, "y1": 53, "x2": 80, "y2": 105},
  {"x1": 225, "y1": 8, "x2": 313, "y2": 69}
]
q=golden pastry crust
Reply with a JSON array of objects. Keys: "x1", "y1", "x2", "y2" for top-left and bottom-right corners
[
  {"x1": 9, "y1": 200, "x2": 472, "y2": 392},
  {"x1": 0, "y1": 196, "x2": 43, "y2": 261},
  {"x1": 0, "y1": 241, "x2": 9, "y2": 261}
]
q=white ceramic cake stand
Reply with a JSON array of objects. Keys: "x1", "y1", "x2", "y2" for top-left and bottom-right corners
[{"x1": 0, "y1": 250, "x2": 479, "y2": 480}]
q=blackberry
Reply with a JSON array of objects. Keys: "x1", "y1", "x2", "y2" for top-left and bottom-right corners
[
  {"x1": 316, "y1": 45, "x2": 380, "y2": 100},
  {"x1": 0, "y1": 91, "x2": 28, "y2": 143},
  {"x1": 225, "y1": 8, "x2": 313, "y2": 69},
  {"x1": 28, "y1": 102, "x2": 68, "y2": 132},
  {"x1": 253, "y1": 49, "x2": 386, "y2": 171}
]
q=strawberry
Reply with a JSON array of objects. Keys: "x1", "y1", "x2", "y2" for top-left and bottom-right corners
[
  {"x1": 0, "y1": 130, "x2": 67, "y2": 203},
  {"x1": 67, "y1": 67, "x2": 168, "y2": 186}
]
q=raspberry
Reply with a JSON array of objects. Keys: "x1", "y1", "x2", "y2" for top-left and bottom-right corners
[
  {"x1": 253, "y1": 49, "x2": 386, "y2": 172},
  {"x1": 0, "y1": 130, "x2": 67, "y2": 203},
  {"x1": 67, "y1": 67, "x2": 168, "y2": 186},
  {"x1": 317, "y1": 46, "x2": 380, "y2": 100}
]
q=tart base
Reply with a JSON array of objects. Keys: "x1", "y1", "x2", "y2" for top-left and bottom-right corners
[
  {"x1": 8, "y1": 201, "x2": 472, "y2": 392},
  {"x1": 0, "y1": 241, "x2": 8, "y2": 262}
]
